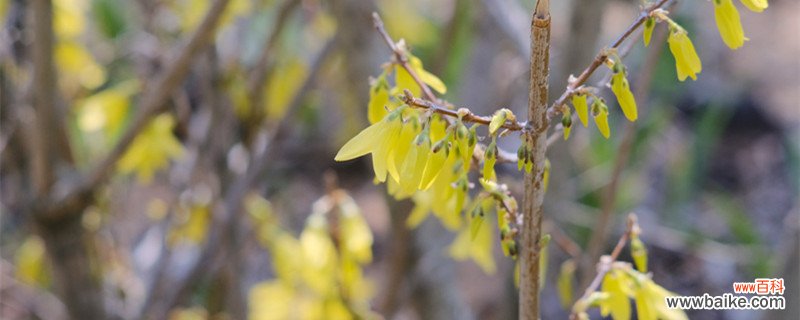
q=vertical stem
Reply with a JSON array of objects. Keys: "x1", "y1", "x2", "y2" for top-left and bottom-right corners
[
  {"x1": 30, "y1": 0, "x2": 57, "y2": 195},
  {"x1": 520, "y1": 1, "x2": 550, "y2": 319}
]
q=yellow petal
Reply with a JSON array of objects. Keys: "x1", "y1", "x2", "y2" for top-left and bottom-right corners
[
  {"x1": 334, "y1": 120, "x2": 387, "y2": 161},
  {"x1": 387, "y1": 121, "x2": 418, "y2": 182},
  {"x1": 395, "y1": 65, "x2": 421, "y2": 97},
  {"x1": 643, "y1": 17, "x2": 656, "y2": 47},
  {"x1": 399, "y1": 141, "x2": 428, "y2": 193},
  {"x1": 410, "y1": 56, "x2": 447, "y2": 94},
  {"x1": 341, "y1": 206, "x2": 373, "y2": 263},
  {"x1": 634, "y1": 287, "x2": 656, "y2": 320},
  {"x1": 448, "y1": 220, "x2": 496, "y2": 274},
  {"x1": 631, "y1": 237, "x2": 648, "y2": 273},
  {"x1": 557, "y1": 260, "x2": 576, "y2": 309},
  {"x1": 372, "y1": 120, "x2": 402, "y2": 182},
  {"x1": 419, "y1": 147, "x2": 448, "y2": 189},
  {"x1": 601, "y1": 271, "x2": 632, "y2": 320},
  {"x1": 611, "y1": 72, "x2": 638, "y2": 122},
  {"x1": 367, "y1": 82, "x2": 390, "y2": 124},
  {"x1": 714, "y1": 0, "x2": 748, "y2": 49},
  {"x1": 572, "y1": 94, "x2": 589, "y2": 127},
  {"x1": 482, "y1": 150, "x2": 497, "y2": 181},
  {"x1": 667, "y1": 30, "x2": 702, "y2": 81},
  {"x1": 594, "y1": 108, "x2": 611, "y2": 139},
  {"x1": 740, "y1": 0, "x2": 768, "y2": 12}
]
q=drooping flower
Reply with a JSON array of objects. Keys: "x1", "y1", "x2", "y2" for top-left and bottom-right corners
[
  {"x1": 740, "y1": 0, "x2": 768, "y2": 12},
  {"x1": 610, "y1": 63, "x2": 638, "y2": 122},
  {"x1": 592, "y1": 99, "x2": 611, "y2": 139},
  {"x1": 643, "y1": 17, "x2": 656, "y2": 47},
  {"x1": 714, "y1": 0, "x2": 748, "y2": 49},
  {"x1": 572, "y1": 93, "x2": 589, "y2": 127},
  {"x1": 667, "y1": 27, "x2": 702, "y2": 81}
]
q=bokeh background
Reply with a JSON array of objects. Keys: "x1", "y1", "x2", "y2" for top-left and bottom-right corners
[{"x1": 1, "y1": 0, "x2": 798, "y2": 319}]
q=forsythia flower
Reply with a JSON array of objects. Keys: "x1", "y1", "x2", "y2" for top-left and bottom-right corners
[
  {"x1": 335, "y1": 108, "x2": 404, "y2": 182},
  {"x1": 600, "y1": 270, "x2": 631, "y2": 320},
  {"x1": 610, "y1": 64, "x2": 638, "y2": 122},
  {"x1": 449, "y1": 216, "x2": 496, "y2": 274},
  {"x1": 118, "y1": 114, "x2": 184, "y2": 183},
  {"x1": 643, "y1": 17, "x2": 656, "y2": 47},
  {"x1": 572, "y1": 93, "x2": 589, "y2": 127},
  {"x1": 592, "y1": 99, "x2": 611, "y2": 139},
  {"x1": 395, "y1": 55, "x2": 447, "y2": 97},
  {"x1": 740, "y1": 0, "x2": 768, "y2": 12},
  {"x1": 367, "y1": 76, "x2": 390, "y2": 124},
  {"x1": 667, "y1": 28, "x2": 702, "y2": 81},
  {"x1": 714, "y1": 0, "x2": 748, "y2": 49}
]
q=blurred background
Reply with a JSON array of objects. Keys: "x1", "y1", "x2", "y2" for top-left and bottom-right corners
[{"x1": 1, "y1": 0, "x2": 798, "y2": 319}]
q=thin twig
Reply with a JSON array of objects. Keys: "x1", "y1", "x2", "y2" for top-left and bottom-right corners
[
  {"x1": 373, "y1": 13, "x2": 437, "y2": 102},
  {"x1": 400, "y1": 90, "x2": 525, "y2": 131},
  {"x1": 544, "y1": 220, "x2": 582, "y2": 259},
  {"x1": 570, "y1": 214, "x2": 638, "y2": 319}
]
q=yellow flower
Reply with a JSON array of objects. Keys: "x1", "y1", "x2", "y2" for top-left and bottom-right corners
[
  {"x1": 592, "y1": 99, "x2": 611, "y2": 139},
  {"x1": 643, "y1": 17, "x2": 656, "y2": 47},
  {"x1": 118, "y1": 114, "x2": 184, "y2": 183},
  {"x1": 561, "y1": 109, "x2": 573, "y2": 140},
  {"x1": 600, "y1": 270, "x2": 632, "y2": 320},
  {"x1": 611, "y1": 67, "x2": 638, "y2": 122},
  {"x1": 394, "y1": 55, "x2": 447, "y2": 97},
  {"x1": 449, "y1": 216, "x2": 496, "y2": 274},
  {"x1": 572, "y1": 93, "x2": 589, "y2": 127},
  {"x1": 367, "y1": 77, "x2": 390, "y2": 124},
  {"x1": 667, "y1": 28, "x2": 702, "y2": 81},
  {"x1": 714, "y1": 0, "x2": 748, "y2": 49},
  {"x1": 740, "y1": 0, "x2": 768, "y2": 12},
  {"x1": 335, "y1": 109, "x2": 404, "y2": 182}
]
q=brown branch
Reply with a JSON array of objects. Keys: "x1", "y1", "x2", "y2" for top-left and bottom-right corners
[
  {"x1": 546, "y1": 0, "x2": 671, "y2": 121},
  {"x1": 400, "y1": 90, "x2": 525, "y2": 131},
  {"x1": 29, "y1": 0, "x2": 58, "y2": 196},
  {"x1": 570, "y1": 214, "x2": 638, "y2": 319},
  {"x1": 372, "y1": 13, "x2": 438, "y2": 102},
  {"x1": 544, "y1": 220, "x2": 582, "y2": 259},
  {"x1": 519, "y1": 0, "x2": 550, "y2": 318}
]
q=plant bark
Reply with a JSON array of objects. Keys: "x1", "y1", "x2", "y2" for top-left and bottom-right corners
[{"x1": 519, "y1": 1, "x2": 550, "y2": 319}]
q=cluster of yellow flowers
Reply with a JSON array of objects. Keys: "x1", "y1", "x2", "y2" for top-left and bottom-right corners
[
  {"x1": 337, "y1": 0, "x2": 769, "y2": 283},
  {"x1": 568, "y1": 229, "x2": 688, "y2": 320},
  {"x1": 337, "y1": 50, "x2": 527, "y2": 272},
  {"x1": 246, "y1": 192, "x2": 376, "y2": 320},
  {"x1": 564, "y1": 0, "x2": 767, "y2": 140}
]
